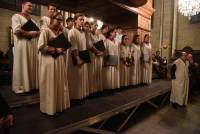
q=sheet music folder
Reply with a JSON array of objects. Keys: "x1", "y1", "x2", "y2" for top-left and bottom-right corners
[
  {"x1": 71, "y1": 50, "x2": 91, "y2": 65},
  {"x1": 93, "y1": 40, "x2": 105, "y2": 52},
  {"x1": 47, "y1": 33, "x2": 71, "y2": 49},
  {"x1": 104, "y1": 55, "x2": 118, "y2": 66},
  {"x1": 21, "y1": 20, "x2": 40, "y2": 31}
]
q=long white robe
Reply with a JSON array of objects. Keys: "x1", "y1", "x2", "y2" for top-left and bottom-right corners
[
  {"x1": 86, "y1": 32, "x2": 104, "y2": 93},
  {"x1": 130, "y1": 43, "x2": 142, "y2": 85},
  {"x1": 11, "y1": 14, "x2": 39, "y2": 93},
  {"x1": 38, "y1": 27, "x2": 70, "y2": 115},
  {"x1": 40, "y1": 16, "x2": 50, "y2": 30},
  {"x1": 68, "y1": 28, "x2": 89, "y2": 99},
  {"x1": 170, "y1": 58, "x2": 189, "y2": 106},
  {"x1": 103, "y1": 39, "x2": 120, "y2": 89},
  {"x1": 142, "y1": 43, "x2": 152, "y2": 84},
  {"x1": 120, "y1": 44, "x2": 131, "y2": 87}
]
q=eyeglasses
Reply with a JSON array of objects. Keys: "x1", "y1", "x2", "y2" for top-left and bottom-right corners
[{"x1": 55, "y1": 18, "x2": 63, "y2": 21}]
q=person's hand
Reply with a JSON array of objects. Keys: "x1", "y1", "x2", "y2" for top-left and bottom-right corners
[
  {"x1": 56, "y1": 48, "x2": 65, "y2": 54},
  {"x1": 76, "y1": 56, "x2": 84, "y2": 65},
  {"x1": 0, "y1": 117, "x2": 4, "y2": 128},
  {"x1": 29, "y1": 31, "x2": 39, "y2": 38},
  {"x1": 47, "y1": 46, "x2": 56, "y2": 54},
  {"x1": 96, "y1": 51, "x2": 104, "y2": 56},
  {"x1": 4, "y1": 114, "x2": 14, "y2": 127}
]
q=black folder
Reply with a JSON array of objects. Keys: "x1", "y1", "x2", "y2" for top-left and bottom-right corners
[
  {"x1": 47, "y1": 33, "x2": 72, "y2": 49},
  {"x1": 171, "y1": 64, "x2": 176, "y2": 79},
  {"x1": 126, "y1": 57, "x2": 132, "y2": 65},
  {"x1": 21, "y1": 20, "x2": 40, "y2": 31},
  {"x1": 71, "y1": 50, "x2": 91, "y2": 65},
  {"x1": 104, "y1": 55, "x2": 118, "y2": 66},
  {"x1": 93, "y1": 40, "x2": 105, "y2": 52}
]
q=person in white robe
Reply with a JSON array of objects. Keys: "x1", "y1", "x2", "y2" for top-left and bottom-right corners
[
  {"x1": 11, "y1": 1, "x2": 40, "y2": 93},
  {"x1": 103, "y1": 28, "x2": 120, "y2": 90},
  {"x1": 170, "y1": 52, "x2": 189, "y2": 107},
  {"x1": 120, "y1": 35, "x2": 132, "y2": 87},
  {"x1": 130, "y1": 35, "x2": 142, "y2": 85},
  {"x1": 68, "y1": 13, "x2": 89, "y2": 100},
  {"x1": 40, "y1": 5, "x2": 56, "y2": 29},
  {"x1": 86, "y1": 21, "x2": 104, "y2": 94},
  {"x1": 38, "y1": 12, "x2": 70, "y2": 115},
  {"x1": 141, "y1": 34, "x2": 152, "y2": 84},
  {"x1": 97, "y1": 24, "x2": 109, "y2": 42}
]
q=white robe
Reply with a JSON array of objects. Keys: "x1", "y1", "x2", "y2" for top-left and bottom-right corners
[
  {"x1": 11, "y1": 14, "x2": 39, "y2": 93},
  {"x1": 86, "y1": 32, "x2": 104, "y2": 93},
  {"x1": 40, "y1": 16, "x2": 50, "y2": 30},
  {"x1": 130, "y1": 43, "x2": 142, "y2": 85},
  {"x1": 68, "y1": 28, "x2": 89, "y2": 99},
  {"x1": 38, "y1": 27, "x2": 70, "y2": 115},
  {"x1": 103, "y1": 39, "x2": 120, "y2": 89},
  {"x1": 142, "y1": 43, "x2": 152, "y2": 84},
  {"x1": 120, "y1": 44, "x2": 131, "y2": 87},
  {"x1": 170, "y1": 58, "x2": 189, "y2": 106}
]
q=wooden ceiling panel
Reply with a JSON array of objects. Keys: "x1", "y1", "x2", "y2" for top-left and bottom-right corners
[{"x1": 30, "y1": 0, "x2": 148, "y2": 28}]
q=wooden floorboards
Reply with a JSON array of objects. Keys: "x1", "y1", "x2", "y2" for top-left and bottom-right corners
[{"x1": 122, "y1": 94, "x2": 200, "y2": 134}]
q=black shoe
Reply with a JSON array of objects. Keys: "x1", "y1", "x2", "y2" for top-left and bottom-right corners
[{"x1": 172, "y1": 103, "x2": 178, "y2": 109}]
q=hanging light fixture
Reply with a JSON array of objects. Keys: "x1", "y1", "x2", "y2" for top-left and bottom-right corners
[{"x1": 178, "y1": 0, "x2": 200, "y2": 19}]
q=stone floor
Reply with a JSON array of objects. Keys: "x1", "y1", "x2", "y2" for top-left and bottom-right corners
[{"x1": 122, "y1": 94, "x2": 200, "y2": 134}]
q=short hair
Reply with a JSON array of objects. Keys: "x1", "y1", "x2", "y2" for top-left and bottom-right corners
[
  {"x1": 74, "y1": 13, "x2": 84, "y2": 21},
  {"x1": 106, "y1": 28, "x2": 115, "y2": 38},
  {"x1": 122, "y1": 34, "x2": 128, "y2": 41},
  {"x1": 50, "y1": 12, "x2": 62, "y2": 24},
  {"x1": 101, "y1": 24, "x2": 109, "y2": 30},
  {"x1": 144, "y1": 34, "x2": 150, "y2": 39},
  {"x1": 52, "y1": 12, "x2": 62, "y2": 19},
  {"x1": 133, "y1": 34, "x2": 139, "y2": 43},
  {"x1": 21, "y1": 0, "x2": 31, "y2": 4},
  {"x1": 66, "y1": 17, "x2": 73, "y2": 22},
  {"x1": 89, "y1": 20, "x2": 97, "y2": 26},
  {"x1": 116, "y1": 26, "x2": 122, "y2": 30},
  {"x1": 47, "y1": 4, "x2": 56, "y2": 10}
]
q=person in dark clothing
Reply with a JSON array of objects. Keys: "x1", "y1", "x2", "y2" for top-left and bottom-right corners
[
  {"x1": 0, "y1": 93, "x2": 13, "y2": 134},
  {"x1": 188, "y1": 59, "x2": 199, "y2": 95}
]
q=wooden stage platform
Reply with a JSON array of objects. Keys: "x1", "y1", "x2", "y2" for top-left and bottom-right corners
[{"x1": 9, "y1": 80, "x2": 171, "y2": 134}]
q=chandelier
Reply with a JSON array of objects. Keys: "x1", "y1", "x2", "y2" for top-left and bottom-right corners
[{"x1": 178, "y1": 0, "x2": 200, "y2": 19}]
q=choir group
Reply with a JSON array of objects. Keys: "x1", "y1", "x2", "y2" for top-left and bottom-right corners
[{"x1": 11, "y1": 2, "x2": 152, "y2": 115}]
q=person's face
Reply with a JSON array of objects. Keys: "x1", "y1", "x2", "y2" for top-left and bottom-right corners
[
  {"x1": 110, "y1": 30, "x2": 117, "y2": 39},
  {"x1": 123, "y1": 36, "x2": 129, "y2": 45},
  {"x1": 75, "y1": 16, "x2": 85, "y2": 28},
  {"x1": 84, "y1": 24, "x2": 90, "y2": 31},
  {"x1": 152, "y1": 54, "x2": 155, "y2": 59},
  {"x1": 90, "y1": 23, "x2": 98, "y2": 32},
  {"x1": 144, "y1": 35, "x2": 150, "y2": 43},
  {"x1": 48, "y1": 6, "x2": 56, "y2": 17},
  {"x1": 52, "y1": 15, "x2": 63, "y2": 27},
  {"x1": 181, "y1": 53, "x2": 187, "y2": 61},
  {"x1": 22, "y1": 2, "x2": 32, "y2": 14},
  {"x1": 67, "y1": 21, "x2": 74, "y2": 29},
  {"x1": 187, "y1": 54, "x2": 193, "y2": 61},
  {"x1": 102, "y1": 27, "x2": 109, "y2": 34},
  {"x1": 135, "y1": 37, "x2": 140, "y2": 44},
  {"x1": 117, "y1": 28, "x2": 122, "y2": 34},
  {"x1": 156, "y1": 51, "x2": 160, "y2": 56}
]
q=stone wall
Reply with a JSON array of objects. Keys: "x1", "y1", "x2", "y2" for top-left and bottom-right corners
[{"x1": 151, "y1": 0, "x2": 200, "y2": 59}]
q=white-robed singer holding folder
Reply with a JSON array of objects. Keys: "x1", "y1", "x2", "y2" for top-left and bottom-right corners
[
  {"x1": 38, "y1": 12, "x2": 71, "y2": 115},
  {"x1": 103, "y1": 28, "x2": 120, "y2": 90},
  {"x1": 12, "y1": 1, "x2": 40, "y2": 93},
  {"x1": 68, "y1": 13, "x2": 90, "y2": 100}
]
